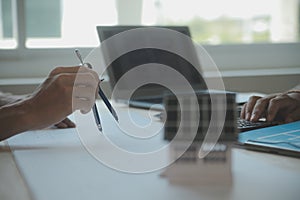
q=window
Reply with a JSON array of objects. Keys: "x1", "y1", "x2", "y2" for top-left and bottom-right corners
[
  {"x1": 0, "y1": 0, "x2": 299, "y2": 79},
  {"x1": 26, "y1": 0, "x2": 118, "y2": 48},
  {"x1": 0, "y1": 0, "x2": 117, "y2": 49},
  {"x1": 2, "y1": 0, "x2": 299, "y2": 49},
  {"x1": 140, "y1": 0, "x2": 300, "y2": 72},
  {"x1": 142, "y1": 0, "x2": 300, "y2": 44},
  {"x1": 0, "y1": 0, "x2": 16, "y2": 48}
]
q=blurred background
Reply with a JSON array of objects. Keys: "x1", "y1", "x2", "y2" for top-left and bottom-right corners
[{"x1": 0, "y1": 0, "x2": 299, "y2": 95}]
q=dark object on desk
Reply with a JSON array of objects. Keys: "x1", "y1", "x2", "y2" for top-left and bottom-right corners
[
  {"x1": 238, "y1": 121, "x2": 300, "y2": 158},
  {"x1": 163, "y1": 91, "x2": 237, "y2": 141},
  {"x1": 128, "y1": 98, "x2": 164, "y2": 110}
]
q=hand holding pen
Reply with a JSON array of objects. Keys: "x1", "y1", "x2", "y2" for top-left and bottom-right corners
[{"x1": 75, "y1": 49, "x2": 119, "y2": 132}]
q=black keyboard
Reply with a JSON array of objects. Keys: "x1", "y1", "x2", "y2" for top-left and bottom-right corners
[
  {"x1": 237, "y1": 118, "x2": 279, "y2": 132},
  {"x1": 135, "y1": 99, "x2": 280, "y2": 132}
]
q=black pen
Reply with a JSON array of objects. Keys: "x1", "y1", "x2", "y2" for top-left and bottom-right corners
[
  {"x1": 75, "y1": 49, "x2": 119, "y2": 123},
  {"x1": 83, "y1": 63, "x2": 119, "y2": 123},
  {"x1": 98, "y1": 86, "x2": 119, "y2": 122},
  {"x1": 75, "y1": 49, "x2": 102, "y2": 132}
]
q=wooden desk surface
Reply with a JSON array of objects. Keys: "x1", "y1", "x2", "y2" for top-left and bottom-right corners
[
  {"x1": 0, "y1": 141, "x2": 31, "y2": 200},
  {"x1": 1, "y1": 103, "x2": 300, "y2": 200}
]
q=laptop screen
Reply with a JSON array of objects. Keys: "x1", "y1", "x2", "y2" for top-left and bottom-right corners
[{"x1": 96, "y1": 26, "x2": 207, "y2": 101}]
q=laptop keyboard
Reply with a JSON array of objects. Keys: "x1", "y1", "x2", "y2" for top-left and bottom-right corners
[
  {"x1": 237, "y1": 118, "x2": 279, "y2": 132},
  {"x1": 154, "y1": 113, "x2": 279, "y2": 132},
  {"x1": 133, "y1": 98, "x2": 280, "y2": 132}
]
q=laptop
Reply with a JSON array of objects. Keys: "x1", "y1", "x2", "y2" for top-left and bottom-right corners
[
  {"x1": 96, "y1": 26, "x2": 207, "y2": 109},
  {"x1": 238, "y1": 121, "x2": 300, "y2": 158},
  {"x1": 96, "y1": 25, "x2": 280, "y2": 133}
]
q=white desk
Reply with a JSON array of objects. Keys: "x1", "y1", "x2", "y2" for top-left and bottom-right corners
[{"x1": 1, "y1": 103, "x2": 300, "y2": 200}]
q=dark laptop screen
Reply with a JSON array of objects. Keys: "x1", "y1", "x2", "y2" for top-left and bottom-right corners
[{"x1": 96, "y1": 26, "x2": 207, "y2": 101}]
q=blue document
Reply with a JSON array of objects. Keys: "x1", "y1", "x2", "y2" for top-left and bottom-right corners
[{"x1": 238, "y1": 121, "x2": 300, "y2": 157}]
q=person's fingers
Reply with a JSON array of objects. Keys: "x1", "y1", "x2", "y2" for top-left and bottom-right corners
[
  {"x1": 244, "y1": 96, "x2": 261, "y2": 121},
  {"x1": 63, "y1": 118, "x2": 76, "y2": 127},
  {"x1": 73, "y1": 86, "x2": 98, "y2": 99},
  {"x1": 50, "y1": 72, "x2": 99, "y2": 95},
  {"x1": 73, "y1": 72, "x2": 100, "y2": 88},
  {"x1": 52, "y1": 73, "x2": 78, "y2": 87},
  {"x1": 49, "y1": 66, "x2": 81, "y2": 77},
  {"x1": 73, "y1": 97, "x2": 94, "y2": 114},
  {"x1": 55, "y1": 118, "x2": 76, "y2": 128},
  {"x1": 72, "y1": 76, "x2": 98, "y2": 114},
  {"x1": 267, "y1": 95, "x2": 297, "y2": 122},
  {"x1": 55, "y1": 121, "x2": 68, "y2": 128},
  {"x1": 72, "y1": 87, "x2": 97, "y2": 113},
  {"x1": 285, "y1": 107, "x2": 300, "y2": 123},
  {"x1": 49, "y1": 68, "x2": 100, "y2": 115},
  {"x1": 49, "y1": 72, "x2": 99, "y2": 114},
  {"x1": 77, "y1": 64, "x2": 100, "y2": 81},
  {"x1": 250, "y1": 97, "x2": 271, "y2": 121},
  {"x1": 73, "y1": 73, "x2": 99, "y2": 101},
  {"x1": 240, "y1": 103, "x2": 247, "y2": 119},
  {"x1": 49, "y1": 66, "x2": 99, "y2": 82}
]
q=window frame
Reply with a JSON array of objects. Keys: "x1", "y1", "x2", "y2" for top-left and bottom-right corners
[{"x1": 0, "y1": 0, "x2": 300, "y2": 80}]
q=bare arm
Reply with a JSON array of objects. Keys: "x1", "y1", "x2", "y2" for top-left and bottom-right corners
[
  {"x1": 0, "y1": 92, "x2": 75, "y2": 128},
  {"x1": 0, "y1": 66, "x2": 99, "y2": 141}
]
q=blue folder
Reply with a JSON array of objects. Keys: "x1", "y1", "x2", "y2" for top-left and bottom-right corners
[{"x1": 238, "y1": 121, "x2": 300, "y2": 158}]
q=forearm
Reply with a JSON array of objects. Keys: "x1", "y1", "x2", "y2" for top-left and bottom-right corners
[{"x1": 0, "y1": 99, "x2": 33, "y2": 141}]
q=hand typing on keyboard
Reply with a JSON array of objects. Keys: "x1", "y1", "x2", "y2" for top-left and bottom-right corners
[{"x1": 240, "y1": 89, "x2": 300, "y2": 124}]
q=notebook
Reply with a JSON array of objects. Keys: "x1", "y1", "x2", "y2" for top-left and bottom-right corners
[{"x1": 238, "y1": 121, "x2": 300, "y2": 158}]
